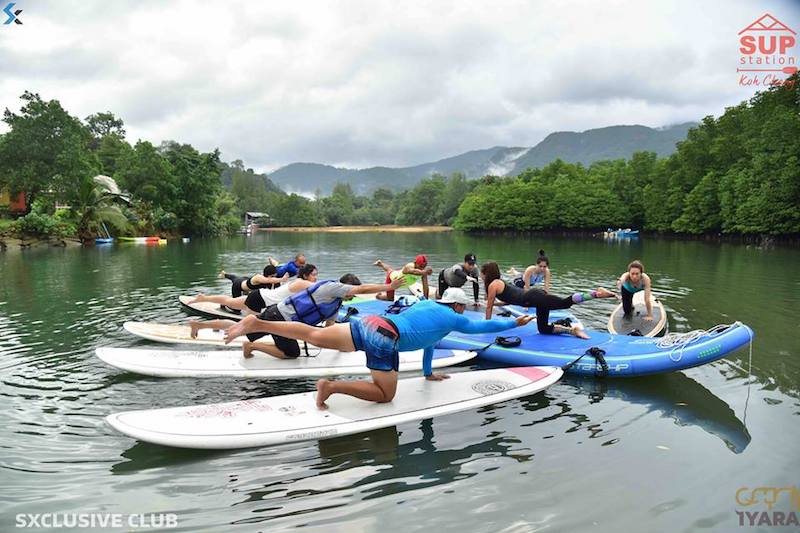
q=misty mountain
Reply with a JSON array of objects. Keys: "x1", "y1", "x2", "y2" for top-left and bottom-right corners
[
  {"x1": 268, "y1": 123, "x2": 696, "y2": 195},
  {"x1": 508, "y1": 123, "x2": 696, "y2": 175}
]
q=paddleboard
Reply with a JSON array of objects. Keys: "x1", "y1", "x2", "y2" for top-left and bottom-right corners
[
  {"x1": 106, "y1": 366, "x2": 562, "y2": 448},
  {"x1": 608, "y1": 291, "x2": 666, "y2": 337},
  {"x1": 124, "y1": 321, "x2": 253, "y2": 346},
  {"x1": 118, "y1": 236, "x2": 162, "y2": 243},
  {"x1": 438, "y1": 321, "x2": 753, "y2": 377},
  {"x1": 179, "y1": 295, "x2": 245, "y2": 320},
  {"x1": 96, "y1": 346, "x2": 476, "y2": 378}
]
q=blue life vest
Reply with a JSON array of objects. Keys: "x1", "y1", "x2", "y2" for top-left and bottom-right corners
[{"x1": 287, "y1": 280, "x2": 344, "y2": 325}]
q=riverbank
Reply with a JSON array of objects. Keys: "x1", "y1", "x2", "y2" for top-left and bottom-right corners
[
  {"x1": 262, "y1": 225, "x2": 453, "y2": 233},
  {"x1": 461, "y1": 228, "x2": 800, "y2": 247},
  {"x1": 0, "y1": 235, "x2": 83, "y2": 251}
]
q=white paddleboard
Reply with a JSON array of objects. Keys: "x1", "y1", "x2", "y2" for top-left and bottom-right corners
[
  {"x1": 179, "y1": 295, "x2": 245, "y2": 320},
  {"x1": 607, "y1": 291, "x2": 667, "y2": 337},
  {"x1": 106, "y1": 366, "x2": 563, "y2": 448},
  {"x1": 124, "y1": 321, "x2": 253, "y2": 346},
  {"x1": 96, "y1": 346, "x2": 476, "y2": 378}
]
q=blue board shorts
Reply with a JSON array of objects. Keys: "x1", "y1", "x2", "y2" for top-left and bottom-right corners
[{"x1": 350, "y1": 316, "x2": 400, "y2": 372}]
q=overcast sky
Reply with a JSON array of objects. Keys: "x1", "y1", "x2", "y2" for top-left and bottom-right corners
[{"x1": 0, "y1": 0, "x2": 798, "y2": 171}]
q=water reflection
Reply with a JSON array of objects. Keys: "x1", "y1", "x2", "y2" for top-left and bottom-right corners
[{"x1": 561, "y1": 372, "x2": 750, "y2": 453}]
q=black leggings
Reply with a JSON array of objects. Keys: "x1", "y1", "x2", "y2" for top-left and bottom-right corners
[
  {"x1": 519, "y1": 289, "x2": 574, "y2": 335},
  {"x1": 621, "y1": 287, "x2": 635, "y2": 315},
  {"x1": 437, "y1": 270, "x2": 448, "y2": 298},
  {"x1": 224, "y1": 273, "x2": 278, "y2": 298},
  {"x1": 224, "y1": 273, "x2": 249, "y2": 298}
]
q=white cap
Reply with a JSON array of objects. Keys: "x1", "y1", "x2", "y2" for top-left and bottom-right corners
[{"x1": 438, "y1": 287, "x2": 472, "y2": 305}]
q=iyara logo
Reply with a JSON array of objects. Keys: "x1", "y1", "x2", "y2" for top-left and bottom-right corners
[
  {"x1": 735, "y1": 485, "x2": 800, "y2": 527},
  {"x1": 3, "y1": 2, "x2": 22, "y2": 25},
  {"x1": 737, "y1": 13, "x2": 797, "y2": 88}
]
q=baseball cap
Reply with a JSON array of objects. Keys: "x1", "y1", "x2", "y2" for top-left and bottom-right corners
[
  {"x1": 415, "y1": 254, "x2": 428, "y2": 267},
  {"x1": 438, "y1": 287, "x2": 472, "y2": 305},
  {"x1": 464, "y1": 253, "x2": 476, "y2": 265}
]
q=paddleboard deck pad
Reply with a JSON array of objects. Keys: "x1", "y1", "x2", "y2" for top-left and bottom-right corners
[
  {"x1": 96, "y1": 346, "x2": 476, "y2": 378},
  {"x1": 106, "y1": 366, "x2": 562, "y2": 448},
  {"x1": 608, "y1": 291, "x2": 667, "y2": 337}
]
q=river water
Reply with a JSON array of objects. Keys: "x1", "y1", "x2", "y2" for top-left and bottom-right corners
[{"x1": 1, "y1": 231, "x2": 798, "y2": 532}]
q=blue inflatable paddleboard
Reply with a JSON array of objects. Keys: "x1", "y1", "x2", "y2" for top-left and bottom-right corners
[{"x1": 337, "y1": 299, "x2": 754, "y2": 378}]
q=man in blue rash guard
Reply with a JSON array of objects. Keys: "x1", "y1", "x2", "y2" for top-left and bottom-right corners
[
  {"x1": 224, "y1": 288, "x2": 534, "y2": 409},
  {"x1": 270, "y1": 253, "x2": 306, "y2": 278}
]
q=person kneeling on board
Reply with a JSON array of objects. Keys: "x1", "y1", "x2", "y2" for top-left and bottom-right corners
[
  {"x1": 230, "y1": 274, "x2": 404, "y2": 359},
  {"x1": 507, "y1": 249, "x2": 552, "y2": 292},
  {"x1": 615, "y1": 260, "x2": 653, "y2": 322},
  {"x1": 224, "y1": 288, "x2": 535, "y2": 410},
  {"x1": 373, "y1": 254, "x2": 433, "y2": 300},
  {"x1": 481, "y1": 261, "x2": 617, "y2": 339},
  {"x1": 187, "y1": 263, "x2": 319, "y2": 337}
]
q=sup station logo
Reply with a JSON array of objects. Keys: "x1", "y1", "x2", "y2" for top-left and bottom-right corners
[{"x1": 738, "y1": 13, "x2": 797, "y2": 87}]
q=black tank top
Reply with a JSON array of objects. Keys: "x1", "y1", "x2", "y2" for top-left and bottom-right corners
[{"x1": 497, "y1": 281, "x2": 528, "y2": 306}]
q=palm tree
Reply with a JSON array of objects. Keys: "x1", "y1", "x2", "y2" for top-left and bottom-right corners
[{"x1": 71, "y1": 175, "x2": 129, "y2": 242}]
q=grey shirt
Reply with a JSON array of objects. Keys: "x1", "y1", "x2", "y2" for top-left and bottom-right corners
[
  {"x1": 277, "y1": 281, "x2": 354, "y2": 322},
  {"x1": 443, "y1": 264, "x2": 479, "y2": 287}
]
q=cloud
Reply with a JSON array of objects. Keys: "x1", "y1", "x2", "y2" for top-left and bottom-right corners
[{"x1": 0, "y1": 0, "x2": 798, "y2": 171}]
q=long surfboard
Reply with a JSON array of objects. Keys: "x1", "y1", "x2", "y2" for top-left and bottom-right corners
[
  {"x1": 96, "y1": 346, "x2": 477, "y2": 378},
  {"x1": 179, "y1": 295, "x2": 245, "y2": 320},
  {"x1": 106, "y1": 366, "x2": 563, "y2": 448},
  {"x1": 607, "y1": 291, "x2": 667, "y2": 337},
  {"x1": 124, "y1": 321, "x2": 254, "y2": 346}
]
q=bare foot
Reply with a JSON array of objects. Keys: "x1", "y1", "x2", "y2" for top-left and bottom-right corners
[
  {"x1": 572, "y1": 326, "x2": 590, "y2": 340},
  {"x1": 316, "y1": 379, "x2": 332, "y2": 410},
  {"x1": 225, "y1": 315, "x2": 253, "y2": 344},
  {"x1": 242, "y1": 341, "x2": 255, "y2": 359},
  {"x1": 187, "y1": 293, "x2": 206, "y2": 304},
  {"x1": 189, "y1": 320, "x2": 201, "y2": 339},
  {"x1": 218, "y1": 270, "x2": 226, "y2": 279},
  {"x1": 594, "y1": 287, "x2": 616, "y2": 299}
]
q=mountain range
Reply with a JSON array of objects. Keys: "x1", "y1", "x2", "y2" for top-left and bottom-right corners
[{"x1": 268, "y1": 122, "x2": 697, "y2": 195}]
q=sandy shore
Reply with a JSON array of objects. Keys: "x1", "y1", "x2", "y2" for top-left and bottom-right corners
[{"x1": 262, "y1": 225, "x2": 453, "y2": 233}]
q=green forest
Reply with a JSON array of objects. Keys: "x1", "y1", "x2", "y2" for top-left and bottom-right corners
[
  {"x1": 1, "y1": 74, "x2": 797, "y2": 240},
  {"x1": 455, "y1": 75, "x2": 800, "y2": 235}
]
